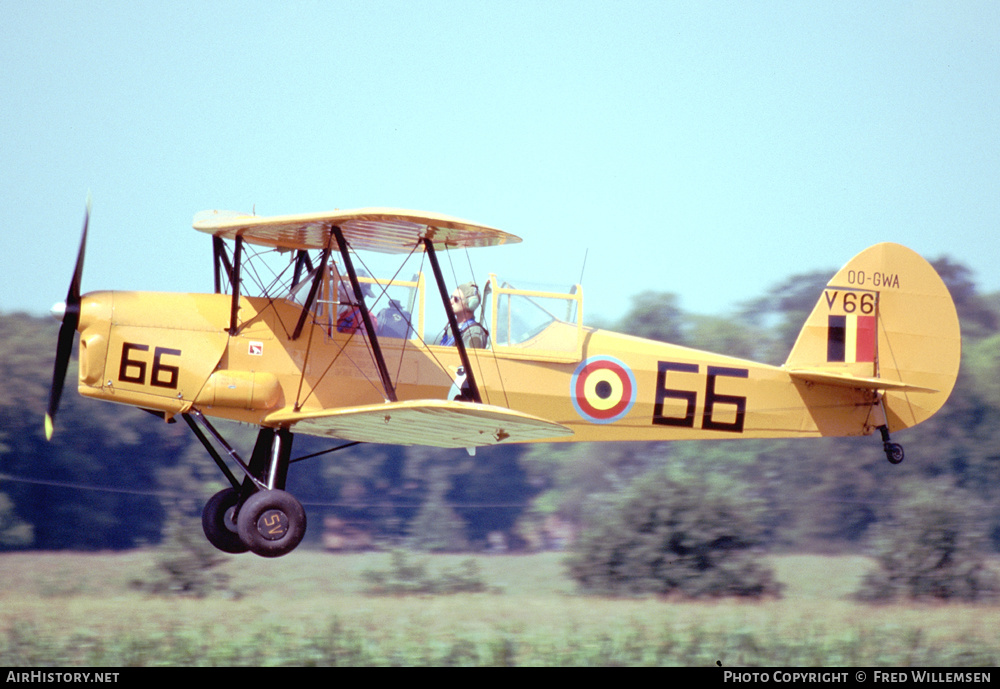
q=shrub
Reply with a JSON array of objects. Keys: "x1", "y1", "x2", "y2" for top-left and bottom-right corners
[
  {"x1": 131, "y1": 512, "x2": 235, "y2": 598},
  {"x1": 406, "y1": 466, "x2": 470, "y2": 552},
  {"x1": 362, "y1": 549, "x2": 496, "y2": 595},
  {"x1": 855, "y1": 483, "x2": 1000, "y2": 603},
  {"x1": 567, "y1": 471, "x2": 781, "y2": 598}
]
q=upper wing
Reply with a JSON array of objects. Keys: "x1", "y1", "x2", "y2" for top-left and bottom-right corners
[
  {"x1": 193, "y1": 208, "x2": 521, "y2": 254},
  {"x1": 265, "y1": 399, "x2": 573, "y2": 448}
]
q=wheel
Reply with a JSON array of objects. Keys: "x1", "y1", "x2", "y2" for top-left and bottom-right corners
[
  {"x1": 237, "y1": 489, "x2": 307, "y2": 558},
  {"x1": 885, "y1": 442, "x2": 904, "y2": 465},
  {"x1": 202, "y1": 488, "x2": 249, "y2": 554}
]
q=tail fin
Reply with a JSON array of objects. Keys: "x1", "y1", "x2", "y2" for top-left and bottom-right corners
[{"x1": 784, "y1": 243, "x2": 960, "y2": 432}]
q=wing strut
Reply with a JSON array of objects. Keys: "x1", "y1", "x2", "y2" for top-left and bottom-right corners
[
  {"x1": 422, "y1": 238, "x2": 482, "y2": 404},
  {"x1": 227, "y1": 236, "x2": 244, "y2": 334},
  {"x1": 291, "y1": 249, "x2": 313, "y2": 288},
  {"x1": 332, "y1": 225, "x2": 398, "y2": 403},
  {"x1": 212, "y1": 236, "x2": 234, "y2": 294},
  {"x1": 291, "y1": 246, "x2": 332, "y2": 340}
]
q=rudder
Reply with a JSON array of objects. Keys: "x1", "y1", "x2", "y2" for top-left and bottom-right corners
[{"x1": 785, "y1": 243, "x2": 960, "y2": 432}]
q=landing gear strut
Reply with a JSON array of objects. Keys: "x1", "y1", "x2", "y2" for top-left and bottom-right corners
[
  {"x1": 186, "y1": 413, "x2": 307, "y2": 557},
  {"x1": 872, "y1": 393, "x2": 904, "y2": 465}
]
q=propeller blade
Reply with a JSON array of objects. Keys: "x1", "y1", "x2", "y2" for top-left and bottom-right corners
[{"x1": 45, "y1": 199, "x2": 90, "y2": 440}]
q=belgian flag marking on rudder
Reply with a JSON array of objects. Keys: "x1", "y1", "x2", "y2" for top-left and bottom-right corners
[{"x1": 827, "y1": 314, "x2": 876, "y2": 363}]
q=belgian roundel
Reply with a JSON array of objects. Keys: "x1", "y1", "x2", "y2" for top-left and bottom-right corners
[{"x1": 570, "y1": 356, "x2": 637, "y2": 424}]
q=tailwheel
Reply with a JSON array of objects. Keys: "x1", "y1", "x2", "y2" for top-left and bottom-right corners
[
  {"x1": 202, "y1": 488, "x2": 249, "y2": 554},
  {"x1": 884, "y1": 442, "x2": 905, "y2": 465},
  {"x1": 237, "y1": 489, "x2": 307, "y2": 558},
  {"x1": 878, "y1": 425, "x2": 904, "y2": 465}
]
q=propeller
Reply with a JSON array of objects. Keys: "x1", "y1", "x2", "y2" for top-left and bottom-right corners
[{"x1": 45, "y1": 198, "x2": 90, "y2": 440}]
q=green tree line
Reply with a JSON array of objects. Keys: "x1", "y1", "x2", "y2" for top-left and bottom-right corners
[{"x1": 1, "y1": 257, "x2": 998, "y2": 558}]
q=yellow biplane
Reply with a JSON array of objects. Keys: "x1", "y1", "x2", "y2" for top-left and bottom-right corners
[{"x1": 46, "y1": 203, "x2": 961, "y2": 557}]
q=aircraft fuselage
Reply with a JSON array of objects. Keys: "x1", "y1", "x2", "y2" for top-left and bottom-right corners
[{"x1": 76, "y1": 290, "x2": 878, "y2": 445}]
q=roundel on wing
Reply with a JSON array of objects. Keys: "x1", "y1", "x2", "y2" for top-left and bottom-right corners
[{"x1": 570, "y1": 356, "x2": 637, "y2": 424}]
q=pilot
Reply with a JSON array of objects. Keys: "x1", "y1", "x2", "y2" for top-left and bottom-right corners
[
  {"x1": 336, "y1": 269, "x2": 377, "y2": 334},
  {"x1": 438, "y1": 282, "x2": 487, "y2": 348}
]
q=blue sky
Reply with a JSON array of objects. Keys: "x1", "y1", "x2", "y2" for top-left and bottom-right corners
[{"x1": 3, "y1": 1, "x2": 998, "y2": 326}]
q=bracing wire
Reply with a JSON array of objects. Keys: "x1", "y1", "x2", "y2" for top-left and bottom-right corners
[{"x1": 226, "y1": 235, "x2": 514, "y2": 410}]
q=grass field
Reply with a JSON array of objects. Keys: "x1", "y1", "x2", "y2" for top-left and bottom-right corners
[{"x1": 1, "y1": 550, "x2": 997, "y2": 666}]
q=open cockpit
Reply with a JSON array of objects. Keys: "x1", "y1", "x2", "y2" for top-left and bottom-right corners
[{"x1": 210, "y1": 232, "x2": 585, "y2": 362}]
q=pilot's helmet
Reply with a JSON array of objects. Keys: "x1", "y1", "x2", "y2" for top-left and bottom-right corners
[{"x1": 457, "y1": 282, "x2": 480, "y2": 312}]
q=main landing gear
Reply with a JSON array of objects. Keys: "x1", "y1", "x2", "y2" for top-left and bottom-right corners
[{"x1": 185, "y1": 413, "x2": 307, "y2": 558}]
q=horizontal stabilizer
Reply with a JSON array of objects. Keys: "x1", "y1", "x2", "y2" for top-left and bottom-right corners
[
  {"x1": 266, "y1": 399, "x2": 573, "y2": 448},
  {"x1": 786, "y1": 369, "x2": 938, "y2": 393}
]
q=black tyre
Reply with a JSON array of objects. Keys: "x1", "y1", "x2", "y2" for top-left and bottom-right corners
[
  {"x1": 237, "y1": 489, "x2": 307, "y2": 558},
  {"x1": 885, "y1": 443, "x2": 905, "y2": 465},
  {"x1": 202, "y1": 488, "x2": 249, "y2": 554}
]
